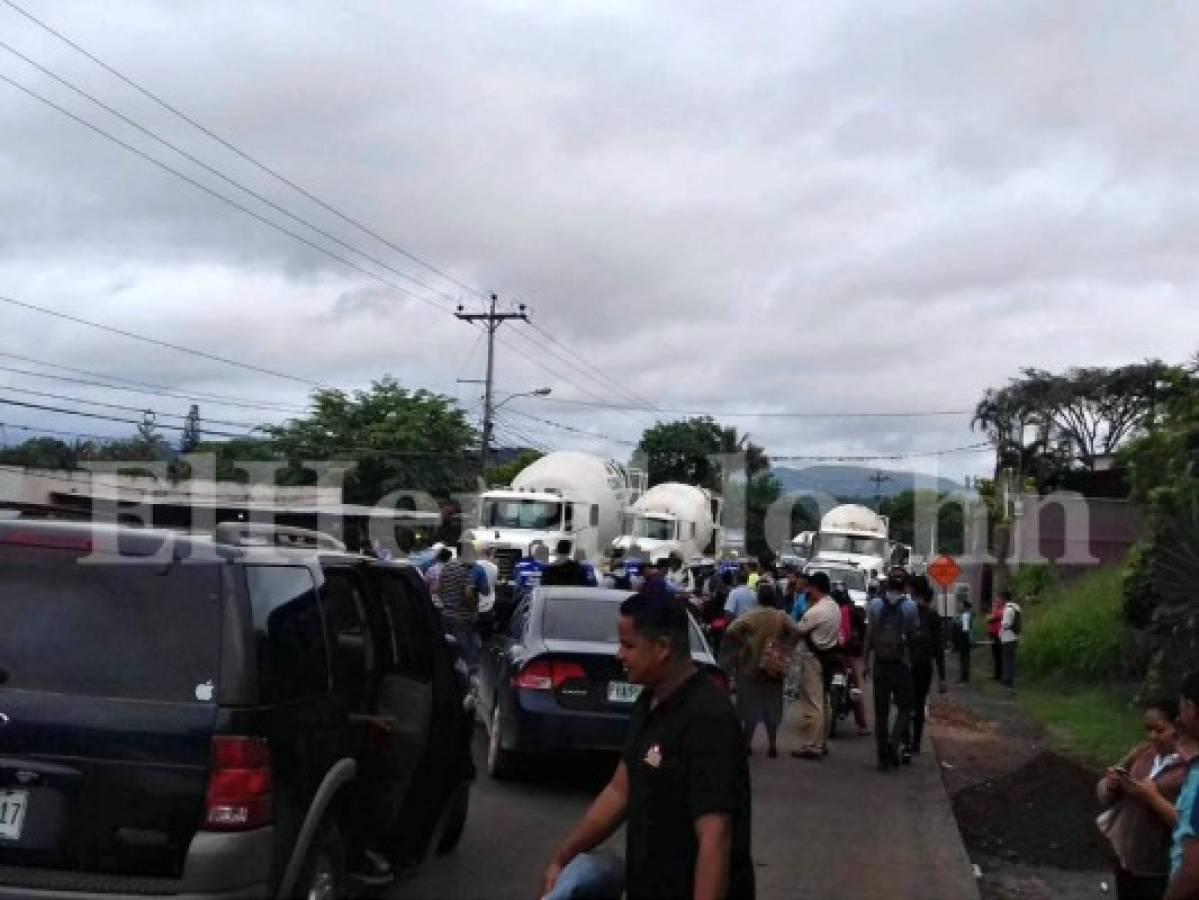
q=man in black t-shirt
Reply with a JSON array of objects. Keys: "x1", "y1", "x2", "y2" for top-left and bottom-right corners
[{"x1": 542, "y1": 586, "x2": 754, "y2": 900}]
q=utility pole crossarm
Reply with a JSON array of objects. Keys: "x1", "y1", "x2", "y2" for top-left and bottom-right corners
[{"x1": 455, "y1": 294, "x2": 530, "y2": 469}]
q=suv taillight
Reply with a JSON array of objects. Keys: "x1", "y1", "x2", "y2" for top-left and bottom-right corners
[
  {"x1": 205, "y1": 736, "x2": 272, "y2": 830},
  {"x1": 513, "y1": 660, "x2": 587, "y2": 691}
]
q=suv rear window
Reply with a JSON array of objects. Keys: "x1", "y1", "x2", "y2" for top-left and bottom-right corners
[{"x1": 0, "y1": 546, "x2": 223, "y2": 703}]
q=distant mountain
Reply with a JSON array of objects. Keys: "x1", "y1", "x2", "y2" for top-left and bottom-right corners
[{"x1": 772, "y1": 465, "x2": 963, "y2": 501}]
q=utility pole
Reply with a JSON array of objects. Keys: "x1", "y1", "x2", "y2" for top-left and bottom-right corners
[
  {"x1": 455, "y1": 294, "x2": 528, "y2": 468},
  {"x1": 868, "y1": 469, "x2": 892, "y2": 510}
]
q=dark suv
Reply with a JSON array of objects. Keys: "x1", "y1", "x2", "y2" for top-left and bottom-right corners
[{"x1": 0, "y1": 520, "x2": 474, "y2": 899}]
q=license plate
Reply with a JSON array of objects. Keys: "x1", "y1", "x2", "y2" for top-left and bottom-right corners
[
  {"x1": 831, "y1": 672, "x2": 847, "y2": 688},
  {"x1": 0, "y1": 790, "x2": 28, "y2": 841},
  {"x1": 607, "y1": 681, "x2": 643, "y2": 704}
]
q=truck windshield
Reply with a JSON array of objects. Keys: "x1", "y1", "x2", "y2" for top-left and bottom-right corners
[
  {"x1": 481, "y1": 498, "x2": 562, "y2": 530},
  {"x1": 818, "y1": 535, "x2": 886, "y2": 557},
  {"x1": 634, "y1": 516, "x2": 675, "y2": 541}
]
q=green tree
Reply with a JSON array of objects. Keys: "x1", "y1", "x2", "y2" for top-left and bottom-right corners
[
  {"x1": 263, "y1": 376, "x2": 478, "y2": 503},
  {"x1": 636, "y1": 417, "x2": 724, "y2": 488},
  {"x1": 879, "y1": 489, "x2": 966, "y2": 556},
  {"x1": 1120, "y1": 367, "x2": 1199, "y2": 695},
  {"x1": 0, "y1": 436, "x2": 80, "y2": 469},
  {"x1": 486, "y1": 449, "x2": 543, "y2": 488}
]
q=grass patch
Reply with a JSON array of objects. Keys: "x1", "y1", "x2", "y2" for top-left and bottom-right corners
[
  {"x1": 1020, "y1": 565, "x2": 1127, "y2": 681},
  {"x1": 1017, "y1": 682, "x2": 1142, "y2": 768}
]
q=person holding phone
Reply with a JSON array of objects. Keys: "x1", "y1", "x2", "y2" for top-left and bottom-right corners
[{"x1": 1097, "y1": 698, "x2": 1194, "y2": 900}]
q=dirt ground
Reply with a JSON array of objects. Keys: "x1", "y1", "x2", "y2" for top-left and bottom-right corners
[{"x1": 931, "y1": 671, "x2": 1113, "y2": 900}]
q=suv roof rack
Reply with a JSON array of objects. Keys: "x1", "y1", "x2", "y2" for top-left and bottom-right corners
[{"x1": 214, "y1": 522, "x2": 347, "y2": 552}]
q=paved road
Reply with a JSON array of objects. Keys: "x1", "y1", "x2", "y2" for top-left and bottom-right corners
[{"x1": 395, "y1": 699, "x2": 978, "y2": 900}]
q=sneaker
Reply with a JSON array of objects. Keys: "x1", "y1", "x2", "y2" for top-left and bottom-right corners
[{"x1": 900, "y1": 747, "x2": 913, "y2": 766}]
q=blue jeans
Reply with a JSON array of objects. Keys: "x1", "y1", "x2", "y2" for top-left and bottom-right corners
[{"x1": 545, "y1": 852, "x2": 624, "y2": 900}]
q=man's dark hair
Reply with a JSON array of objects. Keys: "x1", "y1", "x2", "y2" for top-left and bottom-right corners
[
  {"x1": 1182, "y1": 671, "x2": 1199, "y2": 707},
  {"x1": 807, "y1": 572, "x2": 831, "y2": 594},
  {"x1": 998, "y1": 589, "x2": 1013, "y2": 602},
  {"x1": 620, "y1": 586, "x2": 690, "y2": 658},
  {"x1": 907, "y1": 574, "x2": 933, "y2": 602},
  {"x1": 735, "y1": 569, "x2": 749, "y2": 586},
  {"x1": 1146, "y1": 696, "x2": 1181, "y2": 723},
  {"x1": 556, "y1": 539, "x2": 572, "y2": 556},
  {"x1": 436, "y1": 547, "x2": 453, "y2": 563}
]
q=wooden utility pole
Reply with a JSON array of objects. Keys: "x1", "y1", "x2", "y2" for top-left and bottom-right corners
[{"x1": 455, "y1": 294, "x2": 528, "y2": 468}]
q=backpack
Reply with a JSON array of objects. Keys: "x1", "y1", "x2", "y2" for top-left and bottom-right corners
[
  {"x1": 872, "y1": 600, "x2": 908, "y2": 663},
  {"x1": 908, "y1": 607, "x2": 934, "y2": 665},
  {"x1": 1010, "y1": 605, "x2": 1023, "y2": 636}
]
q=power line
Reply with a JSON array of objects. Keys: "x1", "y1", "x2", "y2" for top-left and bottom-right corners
[
  {"x1": 532, "y1": 394, "x2": 974, "y2": 418},
  {"x1": 0, "y1": 292, "x2": 320, "y2": 387},
  {"x1": 767, "y1": 442, "x2": 993, "y2": 463},
  {"x1": 0, "y1": 395, "x2": 256, "y2": 438},
  {"x1": 0, "y1": 0, "x2": 487, "y2": 303},
  {"x1": 519, "y1": 318, "x2": 659, "y2": 412},
  {"x1": 0, "y1": 351, "x2": 309, "y2": 412},
  {"x1": 503, "y1": 406, "x2": 638, "y2": 447},
  {"x1": 0, "y1": 362, "x2": 307, "y2": 414},
  {"x1": 0, "y1": 382, "x2": 266, "y2": 430}
]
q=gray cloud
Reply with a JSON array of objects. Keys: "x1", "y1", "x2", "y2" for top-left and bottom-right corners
[{"x1": 0, "y1": 0, "x2": 1196, "y2": 479}]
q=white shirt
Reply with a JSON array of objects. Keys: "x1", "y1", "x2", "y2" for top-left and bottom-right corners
[
  {"x1": 477, "y1": 559, "x2": 499, "y2": 614},
  {"x1": 1000, "y1": 602, "x2": 1021, "y2": 643}
]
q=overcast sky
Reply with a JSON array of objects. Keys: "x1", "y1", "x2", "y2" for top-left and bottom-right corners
[{"x1": 1, "y1": 0, "x2": 1196, "y2": 483}]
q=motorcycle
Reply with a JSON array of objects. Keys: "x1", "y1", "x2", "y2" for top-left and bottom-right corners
[{"x1": 826, "y1": 656, "x2": 860, "y2": 739}]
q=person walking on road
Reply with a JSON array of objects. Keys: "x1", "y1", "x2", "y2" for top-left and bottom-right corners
[
  {"x1": 1165, "y1": 671, "x2": 1199, "y2": 900},
  {"x1": 905, "y1": 575, "x2": 947, "y2": 756},
  {"x1": 438, "y1": 541, "x2": 489, "y2": 677},
  {"x1": 864, "y1": 572, "x2": 919, "y2": 770},
  {"x1": 835, "y1": 587, "x2": 871, "y2": 737},
  {"x1": 1097, "y1": 697, "x2": 1193, "y2": 900},
  {"x1": 724, "y1": 571, "x2": 759, "y2": 621},
  {"x1": 722, "y1": 596, "x2": 800, "y2": 758},
  {"x1": 542, "y1": 587, "x2": 755, "y2": 900},
  {"x1": 988, "y1": 591, "x2": 1009, "y2": 681},
  {"x1": 1000, "y1": 593, "x2": 1023, "y2": 688},
  {"x1": 792, "y1": 572, "x2": 841, "y2": 761},
  {"x1": 953, "y1": 599, "x2": 974, "y2": 684}
]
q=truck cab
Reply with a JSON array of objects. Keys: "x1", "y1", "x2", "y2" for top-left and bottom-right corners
[{"x1": 469, "y1": 489, "x2": 600, "y2": 582}]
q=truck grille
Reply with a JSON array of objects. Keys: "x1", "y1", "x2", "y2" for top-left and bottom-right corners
[{"x1": 496, "y1": 549, "x2": 521, "y2": 581}]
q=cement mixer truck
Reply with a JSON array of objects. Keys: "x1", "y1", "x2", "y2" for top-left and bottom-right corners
[
  {"x1": 466, "y1": 451, "x2": 646, "y2": 584},
  {"x1": 611, "y1": 482, "x2": 724, "y2": 565},
  {"x1": 808, "y1": 504, "x2": 893, "y2": 580}
]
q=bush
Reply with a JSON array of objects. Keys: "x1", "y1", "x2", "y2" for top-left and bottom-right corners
[
  {"x1": 1009, "y1": 563, "x2": 1055, "y2": 602},
  {"x1": 1020, "y1": 566, "x2": 1128, "y2": 681}
]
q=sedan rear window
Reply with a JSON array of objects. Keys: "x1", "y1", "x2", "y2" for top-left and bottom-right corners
[
  {"x1": 542, "y1": 598, "x2": 707, "y2": 652},
  {"x1": 0, "y1": 546, "x2": 223, "y2": 703}
]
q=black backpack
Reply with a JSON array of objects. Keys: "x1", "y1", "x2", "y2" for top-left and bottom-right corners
[
  {"x1": 908, "y1": 607, "x2": 934, "y2": 665},
  {"x1": 873, "y1": 600, "x2": 908, "y2": 663}
]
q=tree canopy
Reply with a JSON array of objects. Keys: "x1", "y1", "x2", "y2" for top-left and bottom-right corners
[{"x1": 263, "y1": 377, "x2": 479, "y2": 503}]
